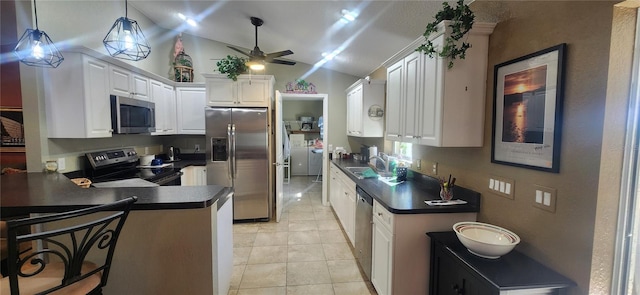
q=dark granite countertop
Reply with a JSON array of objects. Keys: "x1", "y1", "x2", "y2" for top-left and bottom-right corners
[
  {"x1": 331, "y1": 159, "x2": 480, "y2": 214},
  {"x1": 427, "y1": 231, "x2": 575, "y2": 291},
  {"x1": 1, "y1": 172, "x2": 231, "y2": 217},
  {"x1": 156, "y1": 153, "x2": 205, "y2": 169}
]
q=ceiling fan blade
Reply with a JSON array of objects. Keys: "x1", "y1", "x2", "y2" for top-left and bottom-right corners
[
  {"x1": 269, "y1": 59, "x2": 296, "y2": 66},
  {"x1": 227, "y1": 46, "x2": 250, "y2": 57},
  {"x1": 265, "y1": 50, "x2": 294, "y2": 60}
]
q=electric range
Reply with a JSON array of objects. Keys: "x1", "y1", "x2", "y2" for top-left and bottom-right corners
[{"x1": 84, "y1": 147, "x2": 182, "y2": 187}]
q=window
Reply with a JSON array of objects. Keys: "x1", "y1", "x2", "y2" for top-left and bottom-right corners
[{"x1": 393, "y1": 141, "x2": 412, "y2": 162}]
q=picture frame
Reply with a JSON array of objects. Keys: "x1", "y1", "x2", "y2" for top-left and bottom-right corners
[
  {"x1": 0, "y1": 108, "x2": 25, "y2": 147},
  {"x1": 491, "y1": 44, "x2": 566, "y2": 173}
]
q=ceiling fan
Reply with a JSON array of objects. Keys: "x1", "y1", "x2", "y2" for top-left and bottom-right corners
[{"x1": 228, "y1": 17, "x2": 296, "y2": 67}]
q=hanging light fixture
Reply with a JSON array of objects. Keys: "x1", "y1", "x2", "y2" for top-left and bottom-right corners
[
  {"x1": 103, "y1": 0, "x2": 150, "y2": 61},
  {"x1": 13, "y1": 0, "x2": 64, "y2": 68}
]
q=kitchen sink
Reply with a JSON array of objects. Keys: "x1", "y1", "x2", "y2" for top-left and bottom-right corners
[{"x1": 344, "y1": 167, "x2": 373, "y2": 179}]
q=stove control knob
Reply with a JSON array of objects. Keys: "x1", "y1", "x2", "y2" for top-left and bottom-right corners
[{"x1": 95, "y1": 156, "x2": 101, "y2": 161}]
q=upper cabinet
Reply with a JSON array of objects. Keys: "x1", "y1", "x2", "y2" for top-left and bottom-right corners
[
  {"x1": 109, "y1": 65, "x2": 150, "y2": 101},
  {"x1": 384, "y1": 22, "x2": 495, "y2": 147},
  {"x1": 203, "y1": 74, "x2": 275, "y2": 107},
  {"x1": 176, "y1": 86, "x2": 206, "y2": 134},
  {"x1": 346, "y1": 79, "x2": 385, "y2": 137},
  {"x1": 150, "y1": 79, "x2": 177, "y2": 136},
  {"x1": 44, "y1": 53, "x2": 113, "y2": 138}
]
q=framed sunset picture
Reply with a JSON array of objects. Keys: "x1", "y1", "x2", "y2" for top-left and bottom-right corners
[{"x1": 491, "y1": 44, "x2": 566, "y2": 173}]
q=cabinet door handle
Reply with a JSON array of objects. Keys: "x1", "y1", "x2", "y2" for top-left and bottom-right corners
[
  {"x1": 377, "y1": 212, "x2": 382, "y2": 216},
  {"x1": 452, "y1": 284, "x2": 464, "y2": 295}
]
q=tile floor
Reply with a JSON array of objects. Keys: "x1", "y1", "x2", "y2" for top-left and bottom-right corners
[{"x1": 229, "y1": 176, "x2": 377, "y2": 295}]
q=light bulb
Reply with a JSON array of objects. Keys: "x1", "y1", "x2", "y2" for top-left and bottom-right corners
[
  {"x1": 123, "y1": 30, "x2": 134, "y2": 50},
  {"x1": 250, "y1": 63, "x2": 265, "y2": 71},
  {"x1": 32, "y1": 40, "x2": 44, "y2": 59}
]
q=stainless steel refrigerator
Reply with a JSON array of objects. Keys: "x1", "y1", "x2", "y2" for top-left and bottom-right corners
[{"x1": 206, "y1": 107, "x2": 270, "y2": 220}]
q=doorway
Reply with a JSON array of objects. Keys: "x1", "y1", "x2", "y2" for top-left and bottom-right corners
[{"x1": 275, "y1": 92, "x2": 329, "y2": 222}]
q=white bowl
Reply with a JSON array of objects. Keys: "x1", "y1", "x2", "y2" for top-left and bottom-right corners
[{"x1": 453, "y1": 222, "x2": 520, "y2": 259}]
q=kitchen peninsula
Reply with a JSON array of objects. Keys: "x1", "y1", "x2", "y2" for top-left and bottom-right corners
[{"x1": 1, "y1": 172, "x2": 233, "y2": 295}]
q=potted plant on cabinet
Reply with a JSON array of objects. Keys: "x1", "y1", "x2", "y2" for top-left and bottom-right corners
[
  {"x1": 216, "y1": 55, "x2": 249, "y2": 81},
  {"x1": 416, "y1": 0, "x2": 475, "y2": 69}
]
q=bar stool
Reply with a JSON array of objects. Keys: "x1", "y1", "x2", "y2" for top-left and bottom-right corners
[{"x1": 0, "y1": 197, "x2": 137, "y2": 295}]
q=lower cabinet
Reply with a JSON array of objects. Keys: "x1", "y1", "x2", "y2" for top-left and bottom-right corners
[
  {"x1": 181, "y1": 166, "x2": 207, "y2": 186},
  {"x1": 428, "y1": 232, "x2": 576, "y2": 295},
  {"x1": 370, "y1": 200, "x2": 477, "y2": 295},
  {"x1": 431, "y1": 245, "x2": 493, "y2": 295},
  {"x1": 329, "y1": 163, "x2": 356, "y2": 246},
  {"x1": 371, "y1": 216, "x2": 393, "y2": 295}
]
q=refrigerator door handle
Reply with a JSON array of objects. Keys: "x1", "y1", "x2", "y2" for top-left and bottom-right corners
[
  {"x1": 231, "y1": 123, "x2": 237, "y2": 179},
  {"x1": 227, "y1": 124, "x2": 233, "y2": 180}
]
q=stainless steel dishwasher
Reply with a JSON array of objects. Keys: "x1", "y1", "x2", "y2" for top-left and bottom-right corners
[{"x1": 355, "y1": 186, "x2": 373, "y2": 280}]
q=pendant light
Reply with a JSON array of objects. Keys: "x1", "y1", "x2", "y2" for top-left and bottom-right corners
[
  {"x1": 103, "y1": 0, "x2": 150, "y2": 61},
  {"x1": 13, "y1": 0, "x2": 64, "y2": 68}
]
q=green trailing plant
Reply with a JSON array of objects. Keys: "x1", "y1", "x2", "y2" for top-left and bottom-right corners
[
  {"x1": 216, "y1": 55, "x2": 248, "y2": 81},
  {"x1": 416, "y1": 0, "x2": 475, "y2": 69}
]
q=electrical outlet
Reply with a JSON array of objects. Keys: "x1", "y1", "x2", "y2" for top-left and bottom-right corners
[
  {"x1": 533, "y1": 185, "x2": 557, "y2": 213},
  {"x1": 195, "y1": 144, "x2": 200, "y2": 152},
  {"x1": 57, "y1": 158, "x2": 66, "y2": 171},
  {"x1": 432, "y1": 162, "x2": 438, "y2": 175}
]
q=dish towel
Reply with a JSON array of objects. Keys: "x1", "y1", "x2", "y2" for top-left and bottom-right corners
[
  {"x1": 362, "y1": 168, "x2": 379, "y2": 178},
  {"x1": 425, "y1": 199, "x2": 468, "y2": 206}
]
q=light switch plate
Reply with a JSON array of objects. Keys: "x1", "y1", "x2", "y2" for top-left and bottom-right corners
[
  {"x1": 533, "y1": 185, "x2": 557, "y2": 213},
  {"x1": 488, "y1": 175, "x2": 515, "y2": 199}
]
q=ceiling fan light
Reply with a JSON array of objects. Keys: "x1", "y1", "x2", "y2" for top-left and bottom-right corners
[
  {"x1": 14, "y1": 28, "x2": 64, "y2": 68},
  {"x1": 103, "y1": 16, "x2": 151, "y2": 61},
  {"x1": 248, "y1": 61, "x2": 265, "y2": 71}
]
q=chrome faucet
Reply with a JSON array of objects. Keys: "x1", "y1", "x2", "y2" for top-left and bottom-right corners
[{"x1": 370, "y1": 155, "x2": 389, "y2": 174}]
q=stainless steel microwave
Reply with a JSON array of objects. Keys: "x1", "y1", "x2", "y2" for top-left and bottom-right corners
[{"x1": 110, "y1": 95, "x2": 156, "y2": 134}]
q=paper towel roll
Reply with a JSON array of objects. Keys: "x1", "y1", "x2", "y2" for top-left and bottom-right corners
[{"x1": 369, "y1": 146, "x2": 378, "y2": 166}]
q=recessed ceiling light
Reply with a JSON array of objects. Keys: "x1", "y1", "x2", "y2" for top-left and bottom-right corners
[
  {"x1": 186, "y1": 19, "x2": 198, "y2": 27},
  {"x1": 340, "y1": 9, "x2": 358, "y2": 23},
  {"x1": 177, "y1": 13, "x2": 198, "y2": 27}
]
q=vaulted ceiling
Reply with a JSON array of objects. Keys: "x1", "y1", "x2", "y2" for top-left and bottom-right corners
[{"x1": 130, "y1": 1, "x2": 451, "y2": 77}]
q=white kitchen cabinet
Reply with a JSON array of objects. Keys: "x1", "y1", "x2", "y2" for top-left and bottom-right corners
[
  {"x1": 329, "y1": 163, "x2": 356, "y2": 246},
  {"x1": 343, "y1": 180, "x2": 356, "y2": 245},
  {"x1": 385, "y1": 61, "x2": 403, "y2": 140},
  {"x1": 181, "y1": 166, "x2": 207, "y2": 186},
  {"x1": 109, "y1": 65, "x2": 150, "y2": 101},
  {"x1": 346, "y1": 79, "x2": 385, "y2": 137},
  {"x1": 150, "y1": 80, "x2": 177, "y2": 135},
  {"x1": 176, "y1": 86, "x2": 206, "y2": 134},
  {"x1": 371, "y1": 215, "x2": 393, "y2": 295},
  {"x1": 369, "y1": 199, "x2": 477, "y2": 295},
  {"x1": 384, "y1": 22, "x2": 495, "y2": 147},
  {"x1": 203, "y1": 74, "x2": 274, "y2": 107},
  {"x1": 385, "y1": 52, "x2": 421, "y2": 143},
  {"x1": 44, "y1": 52, "x2": 113, "y2": 138}
]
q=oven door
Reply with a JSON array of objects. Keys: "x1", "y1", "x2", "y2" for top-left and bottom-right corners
[{"x1": 151, "y1": 171, "x2": 182, "y2": 186}]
